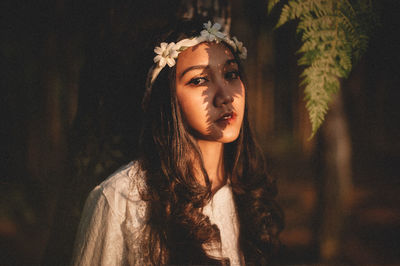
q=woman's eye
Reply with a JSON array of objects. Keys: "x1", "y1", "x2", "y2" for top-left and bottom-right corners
[
  {"x1": 188, "y1": 77, "x2": 208, "y2": 86},
  {"x1": 225, "y1": 71, "x2": 240, "y2": 80}
]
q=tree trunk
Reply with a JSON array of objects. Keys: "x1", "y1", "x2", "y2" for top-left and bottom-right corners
[{"x1": 317, "y1": 90, "x2": 353, "y2": 262}]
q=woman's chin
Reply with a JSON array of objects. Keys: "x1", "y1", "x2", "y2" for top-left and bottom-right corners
[
  {"x1": 217, "y1": 129, "x2": 240, "y2": 143},
  {"x1": 193, "y1": 124, "x2": 241, "y2": 143}
]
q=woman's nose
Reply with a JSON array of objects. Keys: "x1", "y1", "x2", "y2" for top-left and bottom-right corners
[{"x1": 214, "y1": 84, "x2": 234, "y2": 106}]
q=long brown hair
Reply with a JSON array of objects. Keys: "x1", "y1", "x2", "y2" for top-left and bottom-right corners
[{"x1": 139, "y1": 19, "x2": 283, "y2": 265}]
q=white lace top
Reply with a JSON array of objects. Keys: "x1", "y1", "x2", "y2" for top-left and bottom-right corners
[{"x1": 72, "y1": 161, "x2": 242, "y2": 265}]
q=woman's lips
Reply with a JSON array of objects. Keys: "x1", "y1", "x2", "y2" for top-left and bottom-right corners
[{"x1": 216, "y1": 111, "x2": 236, "y2": 126}]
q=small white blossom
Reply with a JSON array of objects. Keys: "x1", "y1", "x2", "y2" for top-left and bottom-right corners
[
  {"x1": 153, "y1": 42, "x2": 179, "y2": 68},
  {"x1": 200, "y1": 21, "x2": 226, "y2": 42}
]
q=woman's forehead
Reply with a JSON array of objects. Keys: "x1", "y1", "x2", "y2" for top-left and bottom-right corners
[{"x1": 176, "y1": 42, "x2": 235, "y2": 71}]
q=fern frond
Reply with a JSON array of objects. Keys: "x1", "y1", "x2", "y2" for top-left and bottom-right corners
[
  {"x1": 301, "y1": 28, "x2": 336, "y2": 42},
  {"x1": 303, "y1": 71, "x2": 332, "y2": 136},
  {"x1": 268, "y1": 0, "x2": 281, "y2": 14},
  {"x1": 297, "y1": 15, "x2": 336, "y2": 33},
  {"x1": 276, "y1": 0, "x2": 314, "y2": 28},
  {"x1": 270, "y1": 0, "x2": 377, "y2": 137},
  {"x1": 276, "y1": 2, "x2": 298, "y2": 27}
]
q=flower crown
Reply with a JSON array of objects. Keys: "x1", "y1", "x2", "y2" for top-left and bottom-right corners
[{"x1": 146, "y1": 21, "x2": 247, "y2": 89}]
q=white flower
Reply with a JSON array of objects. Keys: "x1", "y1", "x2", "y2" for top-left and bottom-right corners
[
  {"x1": 200, "y1": 21, "x2": 226, "y2": 42},
  {"x1": 153, "y1": 42, "x2": 179, "y2": 68},
  {"x1": 232, "y1": 36, "x2": 247, "y2": 59}
]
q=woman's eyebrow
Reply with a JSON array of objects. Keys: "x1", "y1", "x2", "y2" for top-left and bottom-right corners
[
  {"x1": 179, "y1": 65, "x2": 209, "y2": 80},
  {"x1": 179, "y1": 59, "x2": 238, "y2": 80}
]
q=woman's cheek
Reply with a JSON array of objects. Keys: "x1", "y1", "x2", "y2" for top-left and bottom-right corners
[{"x1": 179, "y1": 94, "x2": 206, "y2": 130}]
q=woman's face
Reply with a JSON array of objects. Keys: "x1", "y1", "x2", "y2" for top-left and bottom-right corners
[{"x1": 175, "y1": 42, "x2": 245, "y2": 143}]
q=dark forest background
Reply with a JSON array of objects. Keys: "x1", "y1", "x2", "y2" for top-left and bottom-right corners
[{"x1": 1, "y1": 0, "x2": 399, "y2": 265}]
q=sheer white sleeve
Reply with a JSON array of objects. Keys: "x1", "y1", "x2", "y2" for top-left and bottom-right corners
[
  {"x1": 71, "y1": 162, "x2": 148, "y2": 266},
  {"x1": 71, "y1": 185, "x2": 127, "y2": 266}
]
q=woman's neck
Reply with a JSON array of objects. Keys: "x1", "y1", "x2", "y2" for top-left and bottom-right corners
[{"x1": 197, "y1": 139, "x2": 226, "y2": 193}]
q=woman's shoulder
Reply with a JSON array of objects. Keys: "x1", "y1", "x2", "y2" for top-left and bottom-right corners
[
  {"x1": 100, "y1": 161, "x2": 144, "y2": 192},
  {"x1": 94, "y1": 161, "x2": 148, "y2": 220}
]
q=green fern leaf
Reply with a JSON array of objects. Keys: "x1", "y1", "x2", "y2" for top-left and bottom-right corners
[
  {"x1": 270, "y1": 0, "x2": 377, "y2": 137},
  {"x1": 268, "y1": 0, "x2": 281, "y2": 13}
]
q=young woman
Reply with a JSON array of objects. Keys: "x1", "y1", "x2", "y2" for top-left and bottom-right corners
[{"x1": 72, "y1": 20, "x2": 282, "y2": 265}]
